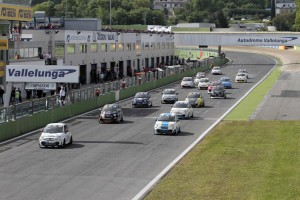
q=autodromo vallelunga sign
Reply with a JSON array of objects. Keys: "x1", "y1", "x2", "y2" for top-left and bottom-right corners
[
  {"x1": 174, "y1": 32, "x2": 300, "y2": 46},
  {"x1": 6, "y1": 65, "x2": 79, "y2": 83}
]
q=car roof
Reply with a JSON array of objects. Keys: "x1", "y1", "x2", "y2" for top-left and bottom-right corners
[
  {"x1": 164, "y1": 88, "x2": 175, "y2": 92},
  {"x1": 105, "y1": 103, "x2": 119, "y2": 107},
  {"x1": 236, "y1": 73, "x2": 245, "y2": 76},
  {"x1": 220, "y1": 77, "x2": 230, "y2": 80},
  {"x1": 213, "y1": 85, "x2": 224, "y2": 89},
  {"x1": 46, "y1": 123, "x2": 65, "y2": 126},
  {"x1": 160, "y1": 113, "x2": 172, "y2": 116},
  {"x1": 136, "y1": 92, "x2": 148, "y2": 94},
  {"x1": 188, "y1": 92, "x2": 201, "y2": 95}
]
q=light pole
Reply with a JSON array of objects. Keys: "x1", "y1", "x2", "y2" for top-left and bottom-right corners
[{"x1": 110, "y1": 0, "x2": 112, "y2": 26}]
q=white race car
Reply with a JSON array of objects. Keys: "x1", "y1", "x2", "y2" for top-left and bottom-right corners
[
  {"x1": 39, "y1": 123, "x2": 73, "y2": 148},
  {"x1": 181, "y1": 77, "x2": 195, "y2": 88},
  {"x1": 161, "y1": 88, "x2": 178, "y2": 104},
  {"x1": 211, "y1": 66, "x2": 222, "y2": 75},
  {"x1": 198, "y1": 78, "x2": 210, "y2": 90},
  {"x1": 235, "y1": 72, "x2": 248, "y2": 82},
  {"x1": 154, "y1": 113, "x2": 181, "y2": 135},
  {"x1": 170, "y1": 101, "x2": 194, "y2": 119}
]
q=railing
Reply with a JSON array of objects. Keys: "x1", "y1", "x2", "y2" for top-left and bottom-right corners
[{"x1": 0, "y1": 56, "x2": 223, "y2": 124}]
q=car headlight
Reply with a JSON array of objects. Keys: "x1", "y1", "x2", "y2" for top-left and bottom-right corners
[
  {"x1": 40, "y1": 136, "x2": 44, "y2": 140},
  {"x1": 154, "y1": 124, "x2": 159, "y2": 129},
  {"x1": 169, "y1": 124, "x2": 175, "y2": 129}
]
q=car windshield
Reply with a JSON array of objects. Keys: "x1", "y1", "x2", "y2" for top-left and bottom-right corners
[
  {"x1": 44, "y1": 125, "x2": 64, "y2": 133},
  {"x1": 213, "y1": 67, "x2": 220, "y2": 70},
  {"x1": 237, "y1": 73, "x2": 245, "y2": 76},
  {"x1": 182, "y1": 77, "x2": 192, "y2": 81},
  {"x1": 200, "y1": 78, "x2": 209, "y2": 83},
  {"x1": 173, "y1": 102, "x2": 188, "y2": 108},
  {"x1": 102, "y1": 105, "x2": 117, "y2": 112},
  {"x1": 210, "y1": 82, "x2": 220, "y2": 86},
  {"x1": 239, "y1": 69, "x2": 247, "y2": 73},
  {"x1": 221, "y1": 77, "x2": 230, "y2": 82},
  {"x1": 157, "y1": 115, "x2": 176, "y2": 122},
  {"x1": 135, "y1": 93, "x2": 147, "y2": 98},
  {"x1": 187, "y1": 93, "x2": 200, "y2": 98},
  {"x1": 196, "y1": 73, "x2": 205, "y2": 78},
  {"x1": 163, "y1": 90, "x2": 175, "y2": 94}
]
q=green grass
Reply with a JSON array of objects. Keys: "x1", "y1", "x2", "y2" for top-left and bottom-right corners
[
  {"x1": 225, "y1": 64, "x2": 282, "y2": 120},
  {"x1": 145, "y1": 121, "x2": 300, "y2": 200},
  {"x1": 144, "y1": 57, "x2": 300, "y2": 199}
]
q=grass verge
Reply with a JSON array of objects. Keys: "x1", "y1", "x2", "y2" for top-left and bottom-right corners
[
  {"x1": 145, "y1": 121, "x2": 300, "y2": 200},
  {"x1": 225, "y1": 59, "x2": 282, "y2": 120},
  {"x1": 144, "y1": 56, "x2": 300, "y2": 199}
]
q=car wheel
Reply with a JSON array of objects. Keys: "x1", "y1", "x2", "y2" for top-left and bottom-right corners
[
  {"x1": 174, "y1": 128, "x2": 178, "y2": 135},
  {"x1": 121, "y1": 114, "x2": 124, "y2": 122},
  {"x1": 224, "y1": 95, "x2": 227, "y2": 99},
  {"x1": 191, "y1": 112, "x2": 194, "y2": 118},
  {"x1": 39, "y1": 143, "x2": 43, "y2": 148},
  {"x1": 69, "y1": 136, "x2": 73, "y2": 145},
  {"x1": 60, "y1": 139, "x2": 65, "y2": 148}
]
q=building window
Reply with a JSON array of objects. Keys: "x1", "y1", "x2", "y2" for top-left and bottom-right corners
[
  {"x1": 110, "y1": 43, "x2": 116, "y2": 51},
  {"x1": 101, "y1": 43, "x2": 107, "y2": 52},
  {"x1": 145, "y1": 42, "x2": 149, "y2": 49},
  {"x1": 118, "y1": 43, "x2": 124, "y2": 51},
  {"x1": 80, "y1": 44, "x2": 87, "y2": 53},
  {"x1": 126, "y1": 43, "x2": 131, "y2": 51},
  {"x1": 135, "y1": 44, "x2": 141, "y2": 53},
  {"x1": 67, "y1": 44, "x2": 75, "y2": 54},
  {"x1": 91, "y1": 43, "x2": 98, "y2": 53},
  {"x1": 55, "y1": 43, "x2": 64, "y2": 57},
  {"x1": 150, "y1": 42, "x2": 155, "y2": 49}
]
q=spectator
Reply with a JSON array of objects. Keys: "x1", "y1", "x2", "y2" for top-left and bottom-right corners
[
  {"x1": 26, "y1": 90, "x2": 31, "y2": 99},
  {"x1": 10, "y1": 87, "x2": 16, "y2": 105},
  {"x1": 15, "y1": 88, "x2": 20, "y2": 104},
  {"x1": 59, "y1": 87, "x2": 66, "y2": 106},
  {"x1": 0, "y1": 87, "x2": 4, "y2": 104},
  {"x1": 18, "y1": 88, "x2": 22, "y2": 102}
]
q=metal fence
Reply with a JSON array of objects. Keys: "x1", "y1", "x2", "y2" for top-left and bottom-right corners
[{"x1": 0, "y1": 57, "x2": 222, "y2": 124}]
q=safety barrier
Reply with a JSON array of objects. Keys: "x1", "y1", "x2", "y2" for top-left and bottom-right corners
[{"x1": 0, "y1": 56, "x2": 227, "y2": 142}]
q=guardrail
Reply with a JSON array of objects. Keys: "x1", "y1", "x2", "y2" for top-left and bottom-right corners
[{"x1": 0, "y1": 56, "x2": 227, "y2": 142}]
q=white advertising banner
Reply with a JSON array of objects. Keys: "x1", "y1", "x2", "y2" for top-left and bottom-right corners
[
  {"x1": 175, "y1": 33, "x2": 300, "y2": 46},
  {"x1": 65, "y1": 30, "x2": 118, "y2": 44},
  {"x1": 6, "y1": 65, "x2": 79, "y2": 83},
  {"x1": 25, "y1": 82, "x2": 57, "y2": 90}
]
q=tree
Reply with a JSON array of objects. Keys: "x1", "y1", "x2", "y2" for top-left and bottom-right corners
[
  {"x1": 215, "y1": 11, "x2": 229, "y2": 28},
  {"x1": 294, "y1": 0, "x2": 300, "y2": 31},
  {"x1": 272, "y1": 13, "x2": 295, "y2": 31},
  {"x1": 32, "y1": 0, "x2": 55, "y2": 16}
]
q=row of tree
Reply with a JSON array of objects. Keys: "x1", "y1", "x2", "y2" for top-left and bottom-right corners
[{"x1": 31, "y1": 0, "x2": 300, "y2": 31}]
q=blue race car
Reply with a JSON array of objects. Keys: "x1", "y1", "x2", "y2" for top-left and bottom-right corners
[{"x1": 220, "y1": 77, "x2": 232, "y2": 89}]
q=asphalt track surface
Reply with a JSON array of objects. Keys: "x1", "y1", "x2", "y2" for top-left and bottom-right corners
[{"x1": 0, "y1": 52, "x2": 276, "y2": 200}]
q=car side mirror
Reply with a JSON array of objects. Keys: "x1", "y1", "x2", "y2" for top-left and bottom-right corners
[{"x1": 41, "y1": 129, "x2": 44, "y2": 132}]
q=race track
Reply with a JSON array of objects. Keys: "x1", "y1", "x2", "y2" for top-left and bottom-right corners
[{"x1": 0, "y1": 52, "x2": 276, "y2": 200}]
